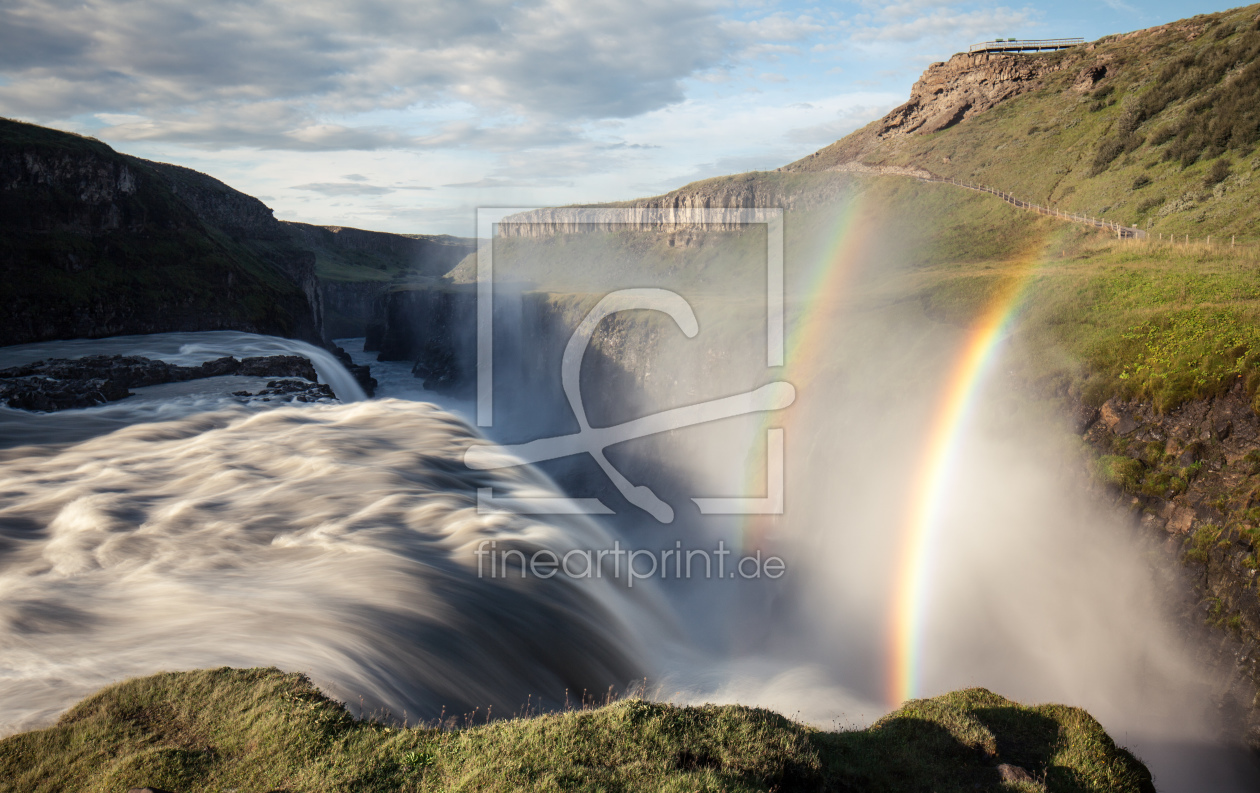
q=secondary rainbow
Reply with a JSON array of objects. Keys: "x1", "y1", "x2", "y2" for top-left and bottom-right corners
[{"x1": 735, "y1": 197, "x2": 870, "y2": 553}]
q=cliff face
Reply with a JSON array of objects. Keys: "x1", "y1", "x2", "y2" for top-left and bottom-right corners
[
  {"x1": 285, "y1": 221, "x2": 475, "y2": 338},
  {"x1": 1079, "y1": 386, "x2": 1260, "y2": 746},
  {"x1": 877, "y1": 52, "x2": 1067, "y2": 139},
  {"x1": 139, "y1": 158, "x2": 325, "y2": 338},
  {"x1": 495, "y1": 171, "x2": 853, "y2": 240},
  {"x1": 285, "y1": 222, "x2": 474, "y2": 278},
  {"x1": 0, "y1": 118, "x2": 322, "y2": 347}
]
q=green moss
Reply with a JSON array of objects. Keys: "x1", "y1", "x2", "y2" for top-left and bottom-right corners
[
  {"x1": 0, "y1": 668, "x2": 1153, "y2": 793},
  {"x1": 1186, "y1": 523, "x2": 1223, "y2": 564},
  {"x1": 1096, "y1": 455, "x2": 1145, "y2": 491}
]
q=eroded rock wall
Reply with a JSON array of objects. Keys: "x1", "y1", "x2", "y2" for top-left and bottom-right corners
[{"x1": 0, "y1": 119, "x2": 323, "y2": 346}]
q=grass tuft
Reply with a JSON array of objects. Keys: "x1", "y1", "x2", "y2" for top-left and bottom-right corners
[{"x1": 0, "y1": 668, "x2": 1154, "y2": 792}]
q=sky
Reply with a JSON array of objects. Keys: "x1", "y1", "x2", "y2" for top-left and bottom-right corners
[{"x1": 0, "y1": 0, "x2": 1243, "y2": 235}]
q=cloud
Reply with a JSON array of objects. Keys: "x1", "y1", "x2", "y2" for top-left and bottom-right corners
[
  {"x1": 442, "y1": 178, "x2": 540, "y2": 189},
  {"x1": 785, "y1": 103, "x2": 894, "y2": 144},
  {"x1": 850, "y1": 7, "x2": 1036, "y2": 45},
  {"x1": 0, "y1": 0, "x2": 790, "y2": 150},
  {"x1": 292, "y1": 182, "x2": 397, "y2": 196},
  {"x1": 841, "y1": 2, "x2": 1040, "y2": 50}
]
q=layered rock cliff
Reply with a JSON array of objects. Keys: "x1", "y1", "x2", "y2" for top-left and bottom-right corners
[
  {"x1": 875, "y1": 51, "x2": 1068, "y2": 138},
  {"x1": 782, "y1": 49, "x2": 1071, "y2": 172},
  {"x1": 1079, "y1": 385, "x2": 1260, "y2": 746},
  {"x1": 494, "y1": 172, "x2": 854, "y2": 240},
  {"x1": 285, "y1": 221, "x2": 475, "y2": 338},
  {"x1": 0, "y1": 118, "x2": 322, "y2": 346}
]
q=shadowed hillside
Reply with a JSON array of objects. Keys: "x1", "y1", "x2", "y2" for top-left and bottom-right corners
[{"x1": 0, "y1": 118, "x2": 327, "y2": 346}]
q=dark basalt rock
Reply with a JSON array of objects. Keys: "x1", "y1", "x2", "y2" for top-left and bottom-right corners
[
  {"x1": 329, "y1": 343, "x2": 377, "y2": 396},
  {"x1": 232, "y1": 379, "x2": 336, "y2": 403},
  {"x1": 0, "y1": 376, "x2": 131, "y2": 411},
  {"x1": 0, "y1": 353, "x2": 332, "y2": 412},
  {"x1": 0, "y1": 355, "x2": 177, "y2": 387},
  {"x1": 237, "y1": 355, "x2": 318, "y2": 381}
]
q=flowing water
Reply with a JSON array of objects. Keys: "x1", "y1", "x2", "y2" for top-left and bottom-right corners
[{"x1": 0, "y1": 321, "x2": 1258, "y2": 790}]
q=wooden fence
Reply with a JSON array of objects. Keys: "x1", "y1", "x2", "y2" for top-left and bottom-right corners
[{"x1": 916, "y1": 174, "x2": 1148, "y2": 239}]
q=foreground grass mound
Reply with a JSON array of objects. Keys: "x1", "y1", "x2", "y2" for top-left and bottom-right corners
[{"x1": 0, "y1": 667, "x2": 1152, "y2": 792}]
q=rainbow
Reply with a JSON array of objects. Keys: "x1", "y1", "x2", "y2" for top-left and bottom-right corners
[
  {"x1": 887, "y1": 257, "x2": 1043, "y2": 706},
  {"x1": 735, "y1": 196, "x2": 871, "y2": 553}
]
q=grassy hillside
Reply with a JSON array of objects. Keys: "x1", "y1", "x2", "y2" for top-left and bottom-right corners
[
  {"x1": 0, "y1": 667, "x2": 1153, "y2": 793},
  {"x1": 842, "y1": 175, "x2": 1260, "y2": 412},
  {"x1": 284, "y1": 221, "x2": 475, "y2": 284},
  {"x1": 617, "y1": 5, "x2": 1260, "y2": 413},
  {"x1": 795, "y1": 5, "x2": 1260, "y2": 242}
]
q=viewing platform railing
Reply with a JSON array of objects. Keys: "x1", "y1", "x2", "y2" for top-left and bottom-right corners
[{"x1": 969, "y1": 37, "x2": 1085, "y2": 53}]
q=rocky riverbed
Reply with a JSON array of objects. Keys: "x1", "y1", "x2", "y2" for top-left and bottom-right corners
[{"x1": 0, "y1": 353, "x2": 329, "y2": 412}]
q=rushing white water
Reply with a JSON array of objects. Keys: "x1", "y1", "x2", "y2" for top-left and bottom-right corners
[
  {"x1": 3, "y1": 320, "x2": 1259, "y2": 790},
  {"x1": 0, "y1": 331, "x2": 365, "y2": 449},
  {"x1": 0, "y1": 332, "x2": 665, "y2": 733}
]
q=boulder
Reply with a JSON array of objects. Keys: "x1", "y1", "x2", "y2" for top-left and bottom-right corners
[
  {"x1": 1072, "y1": 402, "x2": 1100, "y2": 433},
  {"x1": 1100, "y1": 400, "x2": 1140, "y2": 435},
  {"x1": 237, "y1": 355, "x2": 318, "y2": 381},
  {"x1": 996, "y1": 763, "x2": 1036, "y2": 783}
]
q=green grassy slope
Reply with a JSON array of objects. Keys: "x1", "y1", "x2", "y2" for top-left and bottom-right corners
[
  {"x1": 847, "y1": 175, "x2": 1260, "y2": 412},
  {"x1": 0, "y1": 667, "x2": 1153, "y2": 793},
  {"x1": 284, "y1": 222, "x2": 475, "y2": 284},
  {"x1": 647, "y1": 5, "x2": 1260, "y2": 413},
  {"x1": 794, "y1": 5, "x2": 1260, "y2": 242}
]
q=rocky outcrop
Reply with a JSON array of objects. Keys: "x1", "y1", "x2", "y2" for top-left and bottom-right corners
[
  {"x1": 1080, "y1": 382, "x2": 1260, "y2": 745},
  {"x1": 0, "y1": 354, "x2": 323, "y2": 412},
  {"x1": 230, "y1": 379, "x2": 337, "y2": 404},
  {"x1": 876, "y1": 52, "x2": 1067, "y2": 139},
  {"x1": 778, "y1": 48, "x2": 1075, "y2": 173},
  {"x1": 329, "y1": 343, "x2": 378, "y2": 396},
  {"x1": 495, "y1": 172, "x2": 852, "y2": 239}
]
